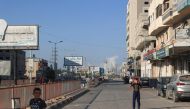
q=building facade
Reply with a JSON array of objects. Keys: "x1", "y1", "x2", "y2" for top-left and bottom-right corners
[
  {"x1": 148, "y1": 0, "x2": 190, "y2": 78},
  {"x1": 126, "y1": 0, "x2": 152, "y2": 76},
  {"x1": 127, "y1": 0, "x2": 190, "y2": 78}
]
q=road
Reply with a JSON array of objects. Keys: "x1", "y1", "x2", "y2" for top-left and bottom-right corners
[{"x1": 62, "y1": 80, "x2": 190, "y2": 109}]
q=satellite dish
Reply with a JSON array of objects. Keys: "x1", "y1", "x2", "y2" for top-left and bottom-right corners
[{"x1": 0, "y1": 19, "x2": 8, "y2": 40}]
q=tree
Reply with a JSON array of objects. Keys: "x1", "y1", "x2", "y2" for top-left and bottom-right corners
[{"x1": 46, "y1": 67, "x2": 55, "y2": 82}]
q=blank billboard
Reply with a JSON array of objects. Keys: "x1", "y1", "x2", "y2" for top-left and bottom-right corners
[
  {"x1": 0, "y1": 25, "x2": 39, "y2": 50},
  {"x1": 64, "y1": 56, "x2": 83, "y2": 66}
]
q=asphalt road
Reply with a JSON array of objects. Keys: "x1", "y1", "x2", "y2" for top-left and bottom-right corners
[{"x1": 62, "y1": 80, "x2": 190, "y2": 109}]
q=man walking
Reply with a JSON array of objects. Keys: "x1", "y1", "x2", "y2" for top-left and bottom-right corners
[{"x1": 131, "y1": 77, "x2": 141, "y2": 109}]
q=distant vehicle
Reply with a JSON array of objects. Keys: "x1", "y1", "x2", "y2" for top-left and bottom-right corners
[
  {"x1": 123, "y1": 76, "x2": 129, "y2": 84},
  {"x1": 166, "y1": 74, "x2": 190, "y2": 102},
  {"x1": 156, "y1": 77, "x2": 171, "y2": 97},
  {"x1": 140, "y1": 77, "x2": 149, "y2": 87}
]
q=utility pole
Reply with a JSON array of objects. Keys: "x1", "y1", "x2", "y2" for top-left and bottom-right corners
[
  {"x1": 144, "y1": 35, "x2": 147, "y2": 77},
  {"x1": 48, "y1": 41, "x2": 63, "y2": 71}
]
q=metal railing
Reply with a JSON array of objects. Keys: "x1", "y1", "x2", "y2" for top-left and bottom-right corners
[
  {"x1": 162, "y1": 8, "x2": 173, "y2": 22},
  {"x1": 0, "y1": 80, "x2": 80, "y2": 108}
]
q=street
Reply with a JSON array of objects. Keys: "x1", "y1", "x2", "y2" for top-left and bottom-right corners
[{"x1": 62, "y1": 80, "x2": 190, "y2": 109}]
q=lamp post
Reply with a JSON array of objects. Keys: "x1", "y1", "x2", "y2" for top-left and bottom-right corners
[{"x1": 48, "y1": 41, "x2": 63, "y2": 71}]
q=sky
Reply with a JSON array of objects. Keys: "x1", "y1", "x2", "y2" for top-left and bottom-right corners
[{"x1": 0, "y1": 0, "x2": 127, "y2": 68}]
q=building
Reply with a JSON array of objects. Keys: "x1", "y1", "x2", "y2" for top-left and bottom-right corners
[
  {"x1": 25, "y1": 57, "x2": 48, "y2": 78},
  {"x1": 126, "y1": 0, "x2": 152, "y2": 76},
  {"x1": 0, "y1": 50, "x2": 25, "y2": 79},
  {"x1": 148, "y1": 0, "x2": 190, "y2": 78}
]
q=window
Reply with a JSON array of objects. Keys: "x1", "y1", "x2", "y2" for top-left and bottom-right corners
[
  {"x1": 163, "y1": 0, "x2": 170, "y2": 12},
  {"x1": 154, "y1": 42, "x2": 156, "y2": 48},
  {"x1": 6, "y1": 57, "x2": 10, "y2": 60},
  {"x1": 144, "y1": 2, "x2": 149, "y2": 5},
  {"x1": 144, "y1": 10, "x2": 148, "y2": 13},
  {"x1": 156, "y1": 4, "x2": 162, "y2": 18}
]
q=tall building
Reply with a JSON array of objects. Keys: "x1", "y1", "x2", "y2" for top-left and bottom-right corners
[{"x1": 126, "y1": 0, "x2": 152, "y2": 76}]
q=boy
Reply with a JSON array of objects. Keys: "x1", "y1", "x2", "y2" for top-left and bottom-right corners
[
  {"x1": 29, "y1": 87, "x2": 47, "y2": 109},
  {"x1": 131, "y1": 77, "x2": 141, "y2": 109}
]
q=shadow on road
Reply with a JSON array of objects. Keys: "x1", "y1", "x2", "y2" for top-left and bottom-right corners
[{"x1": 103, "y1": 80, "x2": 126, "y2": 86}]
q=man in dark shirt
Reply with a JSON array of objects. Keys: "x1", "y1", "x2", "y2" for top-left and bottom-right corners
[
  {"x1": 131, "y1": 77, "x2": 141, "y2": 109},
  {"x1": 29, "y1": 87, "x2": 47, "y2": 109}
]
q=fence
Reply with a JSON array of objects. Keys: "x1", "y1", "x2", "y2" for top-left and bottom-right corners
[
  {"x1": 0, "y1": 80, "x2": 81, "y2": 108},
  {"x1": 0, "y1": 79, "x2": 36, "y2": 87}
]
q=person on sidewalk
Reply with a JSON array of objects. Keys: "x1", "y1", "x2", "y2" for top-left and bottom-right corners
[
  {"x1": 131, "y1": 77, "x2": 141, "y2": 109},
  {"x1": 29, "y1": 87, "x2": 47, "y2": 109}
]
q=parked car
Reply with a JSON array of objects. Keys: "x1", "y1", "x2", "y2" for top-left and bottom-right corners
[
  {"x1": 156, "y1": 77, "x2": 171, "y2": 97},
  {"x1": 140, "y1": 77, "x2": 149, "y2": 87},
  {"x1": 123, "y1": 76, "x2": 129, "y2": 84},
  {"x1": 166, "y1": 74, "x2": 190, "y2": 102}
]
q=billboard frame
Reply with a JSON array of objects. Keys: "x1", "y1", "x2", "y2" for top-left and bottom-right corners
[
  {"x1": 0, "y1": 25, "x2": 39, "y2": 50},
  {"x1": 64, "y1": 56, "x2": 83, "y2": 66}
]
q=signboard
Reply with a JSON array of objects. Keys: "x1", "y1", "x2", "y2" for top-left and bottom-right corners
[
  {"x1": 143, "y1": 49, "x2": 156, "y2": 60},
  {"x1": 0, "y1": 25, "x2": 39, "y2": 50},
  {"x1": 175, "y1": 28, "x2": 190, "y2": 39},
  {"x1": 156, "y1": 47, "x2": 169, "y2": 59},
  {"x1": 0, "y1": 60, "x2": 11, "y2": 76},
  {"x1": 64, "y1": 56, "x2": 83, "y2": 66}
]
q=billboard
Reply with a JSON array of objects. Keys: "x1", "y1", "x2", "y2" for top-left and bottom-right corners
[
  {"x1": 0, "y1": 60, "x2": 11, "y2": 76},
  {"x1": 64, "y1": 56, "x2": 83, "y2": 66},
  {"x1": 0, "y1": 25, "x2": 39, "y2": 50}
]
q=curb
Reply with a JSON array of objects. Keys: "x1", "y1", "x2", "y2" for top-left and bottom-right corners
[{"x1": 47, "y1": 89, "x2": 89, "y2": 109}]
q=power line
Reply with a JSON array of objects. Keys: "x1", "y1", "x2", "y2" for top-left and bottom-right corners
[{"x1": 40, "y1": 29, "x2": 124, "y2": 50}]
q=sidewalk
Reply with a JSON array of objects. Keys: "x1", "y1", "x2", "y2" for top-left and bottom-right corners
[{"x1": 26, "y1": 88, "x2": 88, "y2": 109}]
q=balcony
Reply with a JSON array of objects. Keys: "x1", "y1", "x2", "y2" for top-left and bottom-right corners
[
  {"x1": 162, "y1": 0, "x2": 190, "y2": 25},
  {"x1": 137, "y1": 13, "x2": 149, "y2": 30},
  {"x1": 149, "y1": 16, "x2": 168, "y2": 36},
  {"x1": 135, "y1": 36, "x2": 156, "y2": 50},
  {"x1": 162, "y1": 8, "x2": 173, "y2": 25}
]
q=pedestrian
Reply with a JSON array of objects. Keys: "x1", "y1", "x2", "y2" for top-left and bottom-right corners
[
  {"x1": 29, "y1": 87, "x2": 47, "y2": 109},
  {"x1": 131, "y1": 77, "x2": 141, "y2": 109}
]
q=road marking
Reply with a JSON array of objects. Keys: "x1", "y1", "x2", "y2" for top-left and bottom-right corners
[{"x1": 85, "y1": 88, "x2": 103, "y2": 109}]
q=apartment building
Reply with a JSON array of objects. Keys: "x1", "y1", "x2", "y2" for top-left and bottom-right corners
[
  {"x1": 148, "y1": 0, "x2": 190, "y2": 78},
  {"x1": 126, "y1": 0, "x2": 152, "y2": 76}
]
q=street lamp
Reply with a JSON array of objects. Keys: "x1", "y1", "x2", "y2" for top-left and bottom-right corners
[{"x1": 48, "y1": 41, "x2": 63, "y2": 70}]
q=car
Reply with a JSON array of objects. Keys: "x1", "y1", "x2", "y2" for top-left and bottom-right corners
[
  {"x1": 123, "y1": 76, "x2": 129, "y2": 84},
  {"x1": 166, "y1": 74, "x2": 190, "y2": 102},
  {"x1": 140, "y1": 77, "x2": 149, "y2": 87},
  {"x1": 156, "y1": 77, "x2": 171, "y2": 97}
]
